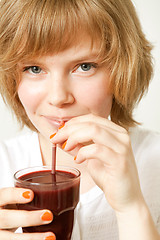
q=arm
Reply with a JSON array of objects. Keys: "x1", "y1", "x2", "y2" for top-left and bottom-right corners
[
  {"x1": 50, "y1": 114, "x2": 160, "y2": 240},
  {"x1": 116, "y1": 199, "x2": 160, "y2": 240}
]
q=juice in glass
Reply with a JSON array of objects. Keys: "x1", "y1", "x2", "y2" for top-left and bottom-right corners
[{"x1": 14, "y1": 166, "x2": 80, "y2": 240}]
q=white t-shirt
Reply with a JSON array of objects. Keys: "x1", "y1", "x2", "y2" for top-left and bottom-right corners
[{"x1": 0, "y1": 127, "x2": 160, "y2": 239}]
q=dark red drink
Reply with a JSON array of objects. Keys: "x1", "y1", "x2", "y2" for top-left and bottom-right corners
[{"x1": 14, "y1": 166, "x2": 80, "y2": 240}]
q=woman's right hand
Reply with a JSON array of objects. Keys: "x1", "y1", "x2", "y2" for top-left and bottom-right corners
[{"x1": 0, "y1": 187, "x2": 55, "y2": 240}]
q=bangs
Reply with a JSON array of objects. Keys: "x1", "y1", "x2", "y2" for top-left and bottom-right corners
[{"x1": 5, "y1": 0, "x2": 107, "y2": 63}]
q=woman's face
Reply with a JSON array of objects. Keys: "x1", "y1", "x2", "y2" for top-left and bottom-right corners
[{"x1": 18, "y1": 35, "x2": 113, "y2": 140}]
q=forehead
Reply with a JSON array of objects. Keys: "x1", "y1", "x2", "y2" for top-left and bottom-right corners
[{"x1": 20, "y1": 31, "x2": 104, "y2": 63}]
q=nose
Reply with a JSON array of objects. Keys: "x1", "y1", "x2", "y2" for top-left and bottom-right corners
[{"x1": 47, "y1": 72, "x2": 74, "y2": 107}]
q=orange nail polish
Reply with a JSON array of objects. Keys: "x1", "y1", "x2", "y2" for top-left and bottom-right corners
[
  {"x1": 41, "y1": 211, "x2": 53, "y2": 221},
  {"x1": 74, "y1": 156, "x2": 77, "y2": 161},
  {"x1": 22, "y1": 191, "x2": 31, "y2": 199},
  {"x1": 58, "y1": 123, "x2": 65, "y2": 129},
  {"x1": 45, "y1": 235, "x2": 56, "y2": 240},
  {"x1": 62, "y1": 140, "x2": 67, "y2": 149},
  {"x1": 50, "y1": 133, "x2": 56, "y2": 139}
]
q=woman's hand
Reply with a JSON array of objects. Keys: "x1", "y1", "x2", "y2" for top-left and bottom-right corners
[
  {"x1": 0, "y1": 187, "x2": 55, "y2": 240},
  {"x1": 50, "y1": 114, "x2": 144, "y2": 214}
]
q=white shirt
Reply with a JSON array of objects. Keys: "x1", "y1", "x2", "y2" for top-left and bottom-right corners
[{"x1": 0, "y1": 127, "x2": 160, "y2": 239}]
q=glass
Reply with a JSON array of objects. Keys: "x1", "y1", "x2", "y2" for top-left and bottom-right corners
[{"x1": 14, "y1": 166, "x2": 81, "y2": 240}]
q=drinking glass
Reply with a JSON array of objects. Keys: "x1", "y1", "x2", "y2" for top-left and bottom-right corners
[{"x1": 14, "y1": 166, "x2": 81, "y2": 240}]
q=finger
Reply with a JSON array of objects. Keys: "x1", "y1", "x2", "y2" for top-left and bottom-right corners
[
  {"x1": 0, "y1": 209, "x2": 53, "y2": 229},
  {"x1": 74, "y1": 143, "x2": 136, "y2": 188},
  {"x1": 74, "y1": 143, "x2": 118, "y2": 166},
  {"x1": 0, "y1": 188, "x2": 34, "y2": 207},
  {"x1": 85, "y1": 158, "x2": 108, "y2": 191},
  {"x1": 73, "y1": 144, "x2": 115, "y2": 191},
  {"x1": 50, "y1": 114, "x2": 124, "y2": 144},
  {"x1": 51, "y1": 116, "x2": 128, "y2": 150},
  {"x1": 0, "y1": 230, "x2": 56, "y2": 240},
  {"x1": 66, "y1": 114, "x2": 127, "y2": 133},
  {"x1": 60, "y1": 124, "x2": 129, "y2": 154}
]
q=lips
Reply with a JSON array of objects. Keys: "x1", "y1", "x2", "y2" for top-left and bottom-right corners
[{"x1": 43, "y1": 116, "x2": 71, "y2": 128}]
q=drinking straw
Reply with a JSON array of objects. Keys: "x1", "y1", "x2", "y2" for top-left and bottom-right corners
[
  {"x1": 51, "y1": 121, "x2": 64, "y2": 175},
  {"x1": 51, "y1": 144, "x2": 57, "y2": 175}
]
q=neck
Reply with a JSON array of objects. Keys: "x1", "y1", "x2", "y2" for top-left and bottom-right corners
[{"x1": 38, "y1": 134, "x2": 52, "y2": 165}]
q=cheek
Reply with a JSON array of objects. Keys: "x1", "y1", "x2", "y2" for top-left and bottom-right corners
[
  {"x1": 87, "y1": 89, "x2": 112, "y2": 116},
  {"x1": 17, "y1": 82, "x2": 43, "y2": 113},
  {"x1": 74, "y1": 80, "x2": 113, "y2": 117}
]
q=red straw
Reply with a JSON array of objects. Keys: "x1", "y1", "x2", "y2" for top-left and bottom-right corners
[
  {"x1": 51, "y1": 121, "x2": 64, "y2": 175},
  {"x1": 51, "y1": 144, "x2": 57, "y2": 174}
]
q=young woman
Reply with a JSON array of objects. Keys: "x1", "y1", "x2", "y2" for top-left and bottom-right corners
[{"x1": 0, "y1": 0, "x2": 160, "y2": 239}]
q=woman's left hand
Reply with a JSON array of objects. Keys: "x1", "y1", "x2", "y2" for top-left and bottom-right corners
[{"x1": 50, "y1": 114, "x2": 144, "y2": 214}]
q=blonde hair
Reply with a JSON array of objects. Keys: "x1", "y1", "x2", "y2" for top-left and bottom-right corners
[{"x1": 0, "y1": 0, "x2": 153, "y2": 130}]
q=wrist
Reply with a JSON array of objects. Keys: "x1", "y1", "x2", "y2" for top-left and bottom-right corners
[
  {"x1": 115, "y1": 197, "x2": 147, "y2": 220},
  {"x1": 116, "y1": 199, "x2": 159, "y2": 240}
]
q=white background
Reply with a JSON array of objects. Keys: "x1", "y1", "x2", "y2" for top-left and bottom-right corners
[{"x1": 0, "y1": 0, "x2": 160, "y2": 140}]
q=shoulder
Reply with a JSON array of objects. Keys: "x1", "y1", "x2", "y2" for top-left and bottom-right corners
[
  {"x1": 0, "y1": 131, "x2": 37, "y2": 187},
  {"x1": 0, "y1": 131, "x2": 38, "y2": 154},
  {"x1": 130, "y1": 127, "x2": 160, "y2": 198},
  {"x1": 129, "y1": 126, "x2": 160, "y2": 192},
  {"x1": 0, "y1": 131, "x2": 42, "y2": 188},
  {"x1": 129, "y1": 126, "x2": 160, "y2": 160},
  {"x1": 130, "y1": 127, "x2": 160, "y2": 227},
  {"x1": 0, "y1": 131, "x2": 39, "y2": 171},
  {"x1": 129, "y1": 126, "x2": 160, "y2": 173}
]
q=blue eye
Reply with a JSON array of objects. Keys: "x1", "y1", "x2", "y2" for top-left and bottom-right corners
[
  {"x1": 76, "y1": 63, "x2": 97, "y2": 73},
  {"x1": 73, "y1": 62, "x2": 98, "y2": 76},
  {"x1": 23, "y1": 66, "x2": 42, "y2": 74},
  {"x1": 80, "y1": 63, "x2": 92, "y2": 71}
]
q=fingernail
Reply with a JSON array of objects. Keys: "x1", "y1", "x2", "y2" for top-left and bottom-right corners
[
  {"x1": 58, "y1": 123, "x2": 65, "y2": 129},
  {"x1": 50, "y1": 133, "x2": 56, "y2": 139},
  {"x1": 74, "y1": 156, "x2": 77, "y2": 161},
  {"x1": 41, "y1": 211, "x2": 53, "y2": 221},
  {"x1": 45, "y1": 235, "x2": 56, "y2": 240},
  {"x1": 62, "y1": 140, "x2": 67, "y2": 149},
  {"x1": 22, "y1": 191, "x2": 31, "y2": 199}
]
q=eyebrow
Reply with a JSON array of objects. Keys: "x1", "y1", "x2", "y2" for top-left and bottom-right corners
[
  {"x1": 19, "y1": 51, "x2": 103, "y2": 67},
  {"x1": 72, "y1": 52, "x2": 102, "y2": 61}
]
